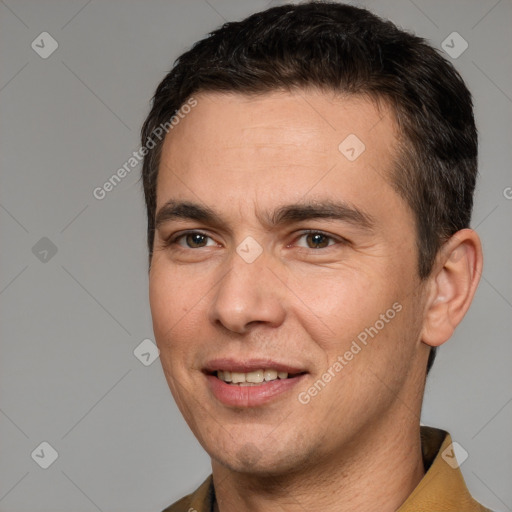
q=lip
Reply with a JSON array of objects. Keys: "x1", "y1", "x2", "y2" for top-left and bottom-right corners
[
  {"x1": 205, "y1": 373, "x2": 307, "y2": 407},
  {"x1": 203, "y1": 358, "x2": 308, "y2": 408}
]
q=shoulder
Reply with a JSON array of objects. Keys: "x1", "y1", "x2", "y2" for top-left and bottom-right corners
[
  {"x1": 161, "y1": 494, "x2": 194, "y2": 512},
  {"x1": 161, "y1": 475, "x2": 214, "y2": 512}
]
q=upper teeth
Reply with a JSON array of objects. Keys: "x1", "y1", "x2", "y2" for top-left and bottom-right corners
[{"x1": 217, "y1": 369, "x2": 289, "y2": 384}]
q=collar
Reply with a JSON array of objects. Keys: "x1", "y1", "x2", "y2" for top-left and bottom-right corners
[{"x1": 397, "y1": 426, "x2": 491, "y2": 511}]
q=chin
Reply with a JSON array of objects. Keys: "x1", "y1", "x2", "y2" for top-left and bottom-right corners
[
  {"x1": 215, "y1": 451, "x2": 298, "y2": 477},
  {"x1": 208, "y1": 432, "x2": 315, "y2": 477}
]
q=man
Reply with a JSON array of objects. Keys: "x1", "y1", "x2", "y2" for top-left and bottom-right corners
[{"x1": 141, "y1": 2, "x2": 489, "y2": 511}]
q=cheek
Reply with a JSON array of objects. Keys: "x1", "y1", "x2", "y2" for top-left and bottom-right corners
[
  {"x1": 149, "y1": 264, "x2": 199, "y2": 358},
  {"x1": 149, "y1": 258, "x2": 201, "y2": 322},
  {"x1": 299, "y1": 268, "x2": 416, "y2": 383},
  {"x1": 288, "y1": 267, "x2": 383, "y2": 348},
  {"x1": 149, "y1": 278, "x2": 176, "y2": 337}
]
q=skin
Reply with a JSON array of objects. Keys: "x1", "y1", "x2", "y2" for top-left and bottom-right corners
[{"x1": 149, "y1": 90, "x2": 483, "y2": 512}]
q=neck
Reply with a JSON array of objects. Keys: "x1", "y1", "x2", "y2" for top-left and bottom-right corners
[{"x1": 211, "y1": 419, "x2": 425, "y2": 512}]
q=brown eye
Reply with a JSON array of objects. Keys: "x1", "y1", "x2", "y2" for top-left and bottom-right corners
[
  {"x1": 168, "y1": 231, "x2": 217, "y2": 249},
  {"x1": 295, "y1": 231, "x2": 337, "y2": 249},
  {"x1": 184, "y1": 233, "x2": 208, "y2": 248},
  {"x1": 305, "y1": 232, "x2": 331, "y2": 249}
]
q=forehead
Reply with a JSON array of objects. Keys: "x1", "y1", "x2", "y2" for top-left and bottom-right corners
[{"x1": 156, "y1": 90, "x2": 402, "y2": 218}]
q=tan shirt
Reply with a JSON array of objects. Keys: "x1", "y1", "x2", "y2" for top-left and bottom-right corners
[{"x1": 162, "y1": 426, "x2": 492, "y2": 512}]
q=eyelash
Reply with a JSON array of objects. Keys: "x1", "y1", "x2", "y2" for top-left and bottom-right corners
[{"x1": 164, "y1": 229, "x2": 346, "y2": 251}]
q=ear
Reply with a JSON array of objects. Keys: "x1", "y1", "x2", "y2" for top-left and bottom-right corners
[{"x1": 421, "y1": 229, "x2": 483, "y2": 348}]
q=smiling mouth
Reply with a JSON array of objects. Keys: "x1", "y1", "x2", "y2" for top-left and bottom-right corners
[{"x1": 212, "y1": 369, "x2": 306, "y2": 386}]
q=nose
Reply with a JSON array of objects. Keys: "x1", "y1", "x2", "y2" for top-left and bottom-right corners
[{"x1": 208, "y1": 250, "x2": 287, "y2": 334}]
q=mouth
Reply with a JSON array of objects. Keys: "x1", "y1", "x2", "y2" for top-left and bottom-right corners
[{"x1": 203, "y1": 360, "x2": 308, "y2": 407}]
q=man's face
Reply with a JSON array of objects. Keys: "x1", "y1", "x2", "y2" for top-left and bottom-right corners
[{"x1": 149, "y1": 90, "x2": 429, "y2": 474}]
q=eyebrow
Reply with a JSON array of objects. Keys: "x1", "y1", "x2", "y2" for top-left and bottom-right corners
[{"x1": 154, "y1": 199, "x2": 375, "y2": 232}]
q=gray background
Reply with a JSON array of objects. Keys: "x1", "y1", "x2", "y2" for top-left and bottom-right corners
[{"x1": 0, "y1": 0, "x2": 510, "y2": 511}]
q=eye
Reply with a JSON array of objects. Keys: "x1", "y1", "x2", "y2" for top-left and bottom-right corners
[
  {"x1": 294, "y1": 230, "x2": 340, "y2": 249},
  {"x1": 169, "y1": 231, "x2": 218, "y2": 249}
]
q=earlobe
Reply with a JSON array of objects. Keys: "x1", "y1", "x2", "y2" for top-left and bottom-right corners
[{"x1": 421, "y1": 229, "x2": 483, "y2": 348}]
